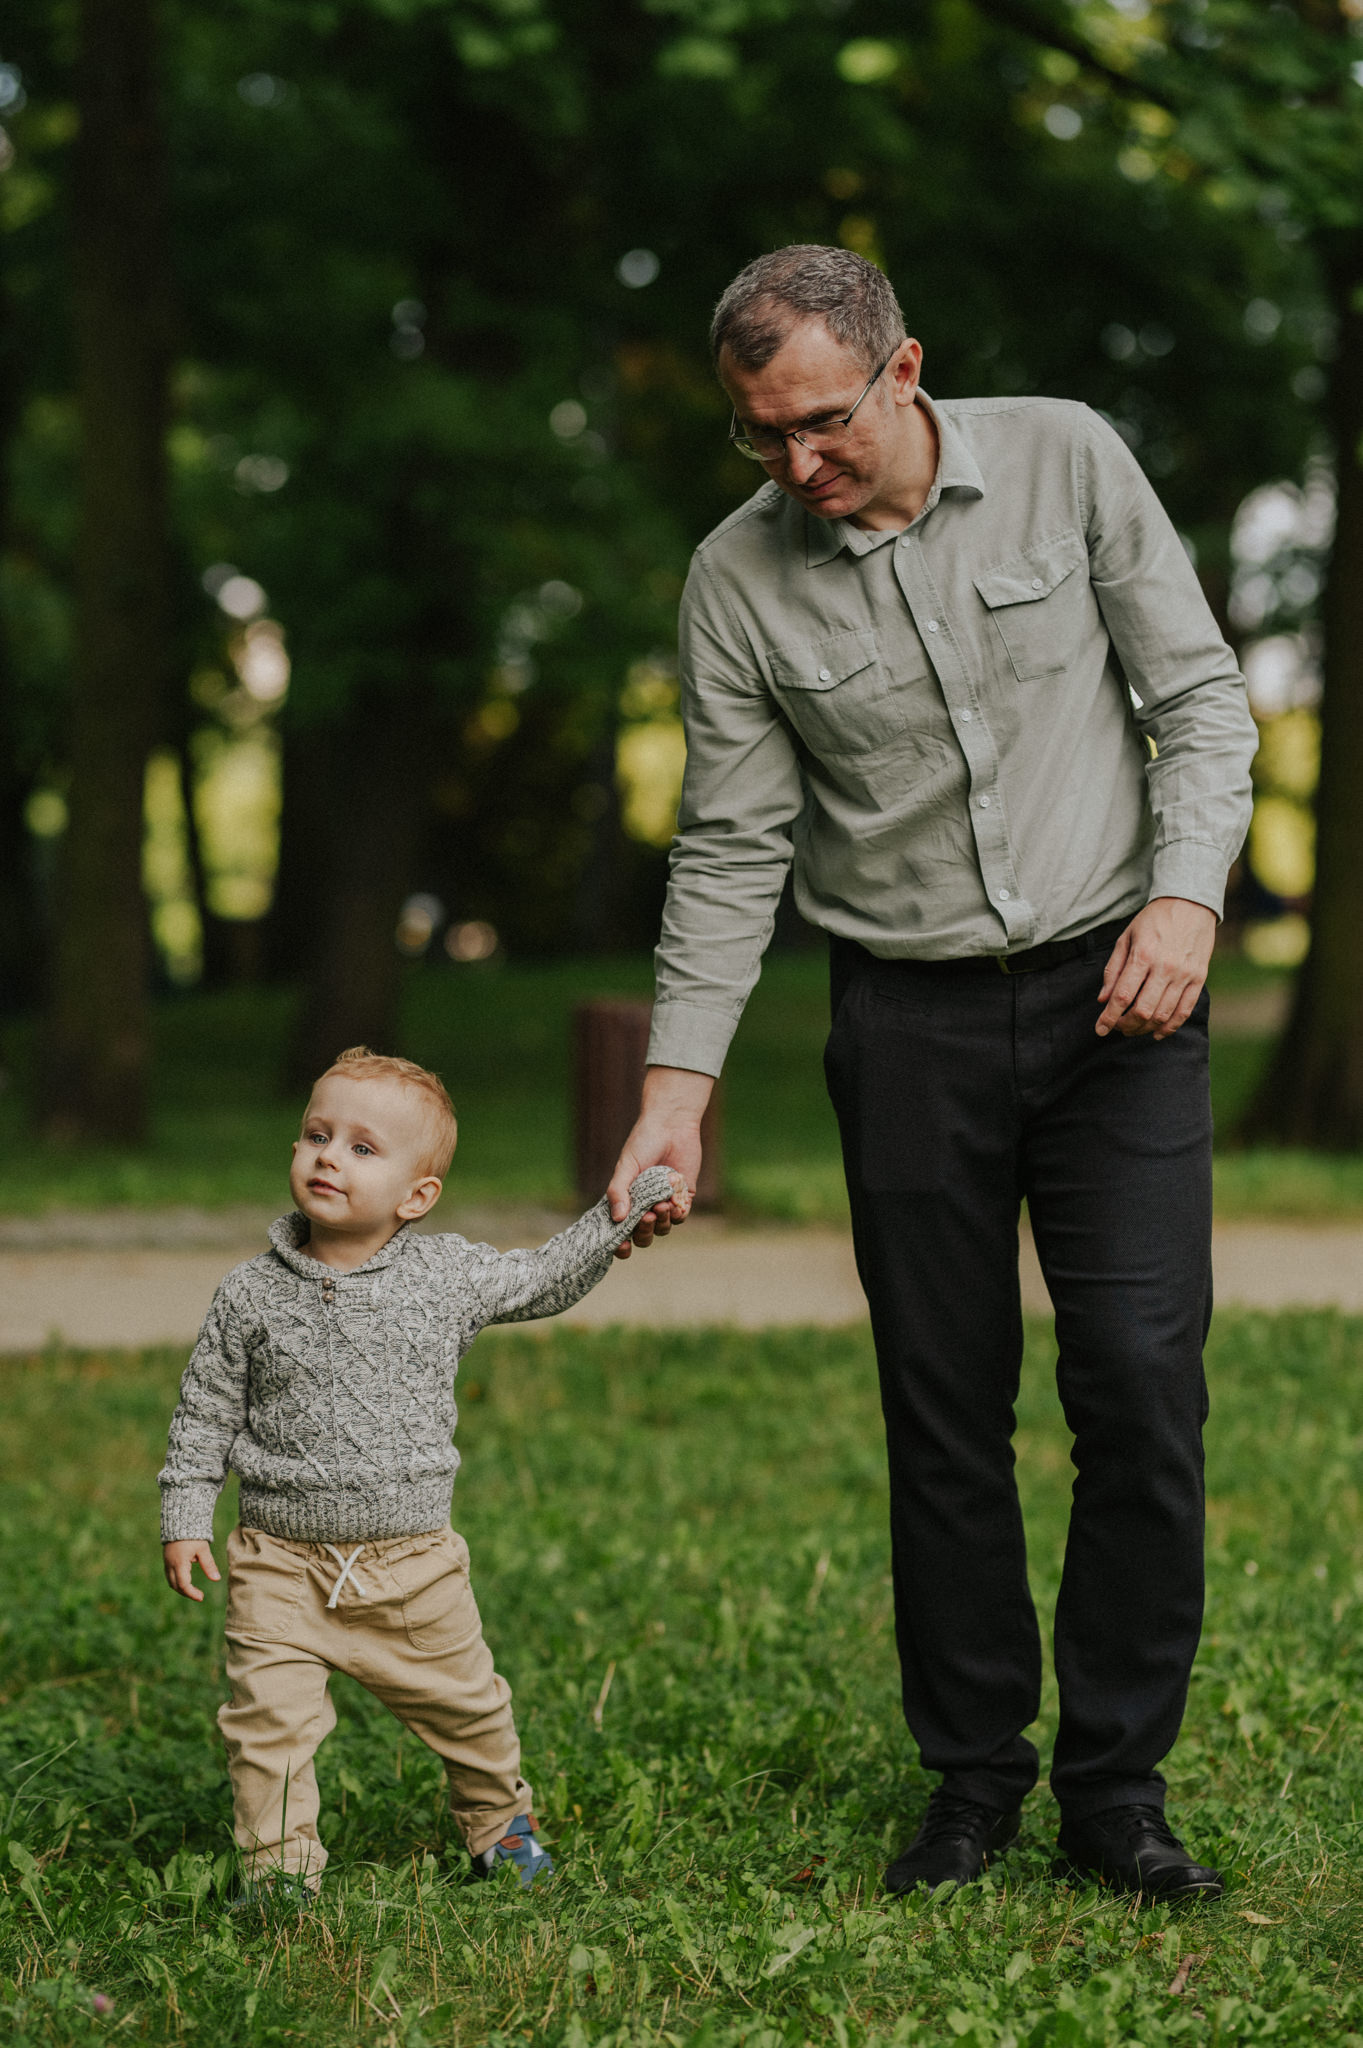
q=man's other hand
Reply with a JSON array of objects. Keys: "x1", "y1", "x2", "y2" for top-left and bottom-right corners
[
  {"x1": 607, "y1": 1065, "x2": 715, "y2": 1258},
  {"x1": 1097, "y1": 898, "x2": 1217, "y2": 1041},
  {"x1": 164, "y1": 1539, "x2": 221, "y2": 1601}
]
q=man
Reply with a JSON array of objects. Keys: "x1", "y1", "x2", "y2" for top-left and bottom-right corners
[{"x1": 609, "y1": 245, "x2": 1256, "y2": 1900}]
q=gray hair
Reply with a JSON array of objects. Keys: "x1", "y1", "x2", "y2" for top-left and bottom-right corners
[{"x1": 710, "y1": 245, "x2": 906, "y2": 372}]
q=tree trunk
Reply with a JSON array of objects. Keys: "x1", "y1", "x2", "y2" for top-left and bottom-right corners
[
  {"x1": 1242, "y1": 234, "x2": 1363, "y2": 1146},
  {"x1": 285, "y1": 691, "x2": 428, "y2": 1091},
  {"x1": 571, "y1": 731, "x2": 629, "y2": 951},
  {"x1": 263, "y1": 720, "x2": 330, "y2": 989},
  {"x1": 0, "y1": 239, "x2": 44, "y2": 1017},
  {"x1": 40, "y1": 0, "x2": 173, "y2": 1140}
]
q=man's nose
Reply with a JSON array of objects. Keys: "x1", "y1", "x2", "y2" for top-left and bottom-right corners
[{"x1": 785, "y1": 436, "x2": 824, "y2": 485}]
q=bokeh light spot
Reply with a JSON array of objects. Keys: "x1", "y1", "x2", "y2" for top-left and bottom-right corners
[
  {"x1": 836, "y1": 40, "x2": 899, "y2": 85},
  {"x1": 1043, "y1": 104, "x2": 1083, "y2": 141},
  {"x1": 445, "y1": 920, "x2": 498, "y2": 963},
  {"x1": 217, "y1": 575, "x2": 267, "y2": 621},
  {"x1": 616, "y1": 248, "x2": 660, "y2": 289},
  {"x1": 550, "y1": 399, "x2": 588, "y2": 439}
]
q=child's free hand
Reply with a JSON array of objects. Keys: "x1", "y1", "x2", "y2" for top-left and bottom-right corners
[{"x1": 163, "y1": 1539, "x2": 221, "y2": 1601}]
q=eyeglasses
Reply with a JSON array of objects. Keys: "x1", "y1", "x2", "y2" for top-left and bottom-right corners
[{"x1": 728, "y1": 354, "x2": 893, "y2": 465}]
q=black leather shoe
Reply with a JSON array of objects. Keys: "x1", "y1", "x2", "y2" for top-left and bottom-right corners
[
  {"x1": 884, "y1": 1790, "x2": 1022, "y2": 1896},
  {"x1": 1056, "y1": 1805, "x2": 1224, "y2": 1901}
]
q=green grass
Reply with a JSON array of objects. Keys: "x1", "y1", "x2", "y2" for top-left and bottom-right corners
[
  {"x1": 1, "y1": 952, "x2": 1360, "y2": 1220},
  {"x1": 3, "y1": 1313, "x2": 1363, "y2": 2044}
]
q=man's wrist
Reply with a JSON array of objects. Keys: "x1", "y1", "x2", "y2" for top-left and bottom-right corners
[{"x1": 640, "y1": 1064, "x2": 714, "y2": 1125}]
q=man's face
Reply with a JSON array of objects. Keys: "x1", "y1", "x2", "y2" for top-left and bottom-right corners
[{"x1": 719, "y1": 319, "x2": 922, "y2": 523}]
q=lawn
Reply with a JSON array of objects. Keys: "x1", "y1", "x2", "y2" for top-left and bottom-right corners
[
  {"x1": 2, "y1": 1311, "x2": 1362, "y2": 2045},
  {"x1": 0, "y1": 951, "x2": 1359, "y2": 1223}
]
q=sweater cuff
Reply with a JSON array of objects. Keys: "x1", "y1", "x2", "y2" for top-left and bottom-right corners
[
  {"x1": 645, "y1": 1000, "x2": 737, "y2": 1079},
  {"x1": 624, "y1": 1165, "x2": 682, "y2": 1226},
  {"x1": 160, "y1": 1483, "x2": 222, "y2": 1545},
  {"x1": 1148, "y1": 840, "x2": 1231, "y2": 920}
]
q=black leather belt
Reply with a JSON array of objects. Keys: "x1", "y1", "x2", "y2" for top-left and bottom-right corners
[
  {"x1": 837, "y1": 917, "x2": 1130, "y2": 981},
  {"x1": 992, "y1": 915, "x2": 1128, "y2": 976}
]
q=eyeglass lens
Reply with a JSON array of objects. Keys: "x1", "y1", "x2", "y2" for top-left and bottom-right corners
[{"x1": 738, "y1": 419, "x2": 852, "y2": 461}]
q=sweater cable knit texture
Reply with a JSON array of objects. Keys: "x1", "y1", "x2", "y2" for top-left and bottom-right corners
[{"x1": 159, "y1": 1168, "x2": 677, "y2": 1544}]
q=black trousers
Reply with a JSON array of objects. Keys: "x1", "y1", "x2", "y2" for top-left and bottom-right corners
[{"x1": 823, "y1": 927, "x2": 1212, "y2": 1819}]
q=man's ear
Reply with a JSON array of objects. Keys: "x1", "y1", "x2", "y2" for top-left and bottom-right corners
[
  {"x1": 397, "y1": 1176, "x2": 442, "y2": 1222},
  {"x1": 890, "y1": 337, "x2": 922, "y2": 405}
]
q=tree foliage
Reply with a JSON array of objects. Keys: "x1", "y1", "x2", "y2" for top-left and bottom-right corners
[
  {"x1": 0, "y1": 0, "x2": 1343, "y2": 1122},
  {"x1": 968, "y1": 0, "x2": 1363, "y2": 1142}
]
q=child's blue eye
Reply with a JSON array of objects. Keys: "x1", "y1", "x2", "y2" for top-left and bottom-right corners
[{"x1": 353, "y1": 1143, "x2": 372, "y2": 1156}]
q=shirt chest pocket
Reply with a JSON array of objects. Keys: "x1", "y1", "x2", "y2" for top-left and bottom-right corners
[
  {"x1": 766, "y1": 628, "x2": 909, "y2": 758},
  {"x1": 974, "y1": 529, "x2": 1090, "y2": 683}
]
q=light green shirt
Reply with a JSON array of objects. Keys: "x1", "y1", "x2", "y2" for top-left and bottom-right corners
[{"x1": 647, "y1": 392, "x2": 1257, "y2": 1078}]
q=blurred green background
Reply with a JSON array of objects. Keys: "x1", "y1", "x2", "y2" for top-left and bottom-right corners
[
  {"x1": 2, "y1": 0, "x2": 1361, "y2": 1205},
  {"x1": 4, "y1": 950, "x2": 1359, "y2": 1219}
]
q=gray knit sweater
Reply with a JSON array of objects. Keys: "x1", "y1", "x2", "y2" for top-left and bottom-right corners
[{"x1": 158, "y1": 1167, "x2": 676, "y2": 1544}]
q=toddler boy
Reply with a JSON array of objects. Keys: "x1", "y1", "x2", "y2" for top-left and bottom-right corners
[{"x1": 160, "y1": 1044, "x2": 685, "y2": 1896}]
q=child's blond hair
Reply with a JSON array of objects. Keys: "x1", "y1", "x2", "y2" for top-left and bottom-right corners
[{"x1": 314, "y1": 1046, "x2": 458, "y2": 1178}]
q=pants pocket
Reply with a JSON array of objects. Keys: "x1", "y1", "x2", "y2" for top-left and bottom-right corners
[
  {"x1": 397, "y1": 1531, "x2": 473, "y2": 1652},
  {"x1": 225, "y1": 1528, "x2": 309, "y2": 1642}
]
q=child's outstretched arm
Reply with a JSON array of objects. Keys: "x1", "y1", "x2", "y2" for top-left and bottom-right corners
[
  {"x1": 159, "y1": 1273, "x2": 251, "y2": 1590},
  {"x1": 466, "y1": 1166, "x2": 689, "y2": 1329}
]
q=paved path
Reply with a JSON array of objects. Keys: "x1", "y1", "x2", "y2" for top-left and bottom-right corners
[{"x1": 1, "y1": 1206, "x2": 1361, "y2": 1351}]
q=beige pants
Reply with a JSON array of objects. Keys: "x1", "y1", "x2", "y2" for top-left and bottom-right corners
[{"x1": 218, "y1": 1525, "x2": 531, "y2": 1884}]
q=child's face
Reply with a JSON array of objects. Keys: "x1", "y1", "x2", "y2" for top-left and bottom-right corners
[{"x1": 289, "y1": 1074, "x2": 440, "y2": 1238}]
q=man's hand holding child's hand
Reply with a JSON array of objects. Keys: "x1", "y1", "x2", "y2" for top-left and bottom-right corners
[
  {"x1": 608, "y1": 1068, "x2": 711, "y2": 1257},
  {"x1": 164, "y1": 1540, "x2": 221, "y2": 1601}
]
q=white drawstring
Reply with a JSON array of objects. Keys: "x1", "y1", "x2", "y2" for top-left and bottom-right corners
[{"x1": 323, "y1": 1544, "x2": 371, "y2": 1608}]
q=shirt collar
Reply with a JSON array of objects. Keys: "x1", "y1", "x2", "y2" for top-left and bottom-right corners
[
  {"x1": 268, "y1": 1210, "x2": 412, "y2": 1278},
  {"x1": 804, "y1": 391, "x2": 985, "y2": 567}
]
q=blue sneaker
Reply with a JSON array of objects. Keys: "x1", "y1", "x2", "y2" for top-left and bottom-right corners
[{"x1": 470, "y1": 1812, "x2": 554, "y2": 1888}]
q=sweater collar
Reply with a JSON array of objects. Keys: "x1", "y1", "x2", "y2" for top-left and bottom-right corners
[{"x1": 268, "y1": 1211, "x2": 412, "y2": 1279}]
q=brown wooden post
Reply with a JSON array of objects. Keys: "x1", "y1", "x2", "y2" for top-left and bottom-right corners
[{"x1": 573, "y1": 999, "x2": 722, "y2": 1210}]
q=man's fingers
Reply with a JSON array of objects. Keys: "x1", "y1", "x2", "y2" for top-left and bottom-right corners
[
  {"x1": 1096, "y1": 955, "x2": 1149, "y2": 1035},
  {"x1": 1098, "y1": 931, "x2": 1132, "y2": 1005},
  {"x1": 1146, "y1": 974, "x2": 1188, "y2": 1029},
  {"x1": 1112, "y1": 969, "x2": 1174, "y2": 1036},
  {"x1": 608, "y1": 1155, "x2": 641, "y2": 1222},
  {"x1": 1153, "y1": 981, "x2": 1201, "y2": 1041}
]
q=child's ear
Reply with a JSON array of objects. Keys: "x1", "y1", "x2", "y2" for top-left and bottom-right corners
[{"x1": 397, "y1": 1176, "x2": 442, "y2": 1222}]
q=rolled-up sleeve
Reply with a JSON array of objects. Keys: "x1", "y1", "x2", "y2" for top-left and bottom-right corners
[
  {"x1": 646, "y1": 559, "x2": 805, "y2": 1076},
  {"x1": 1083, "y1": 413, "x2": 1258, "y2": 918}
]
